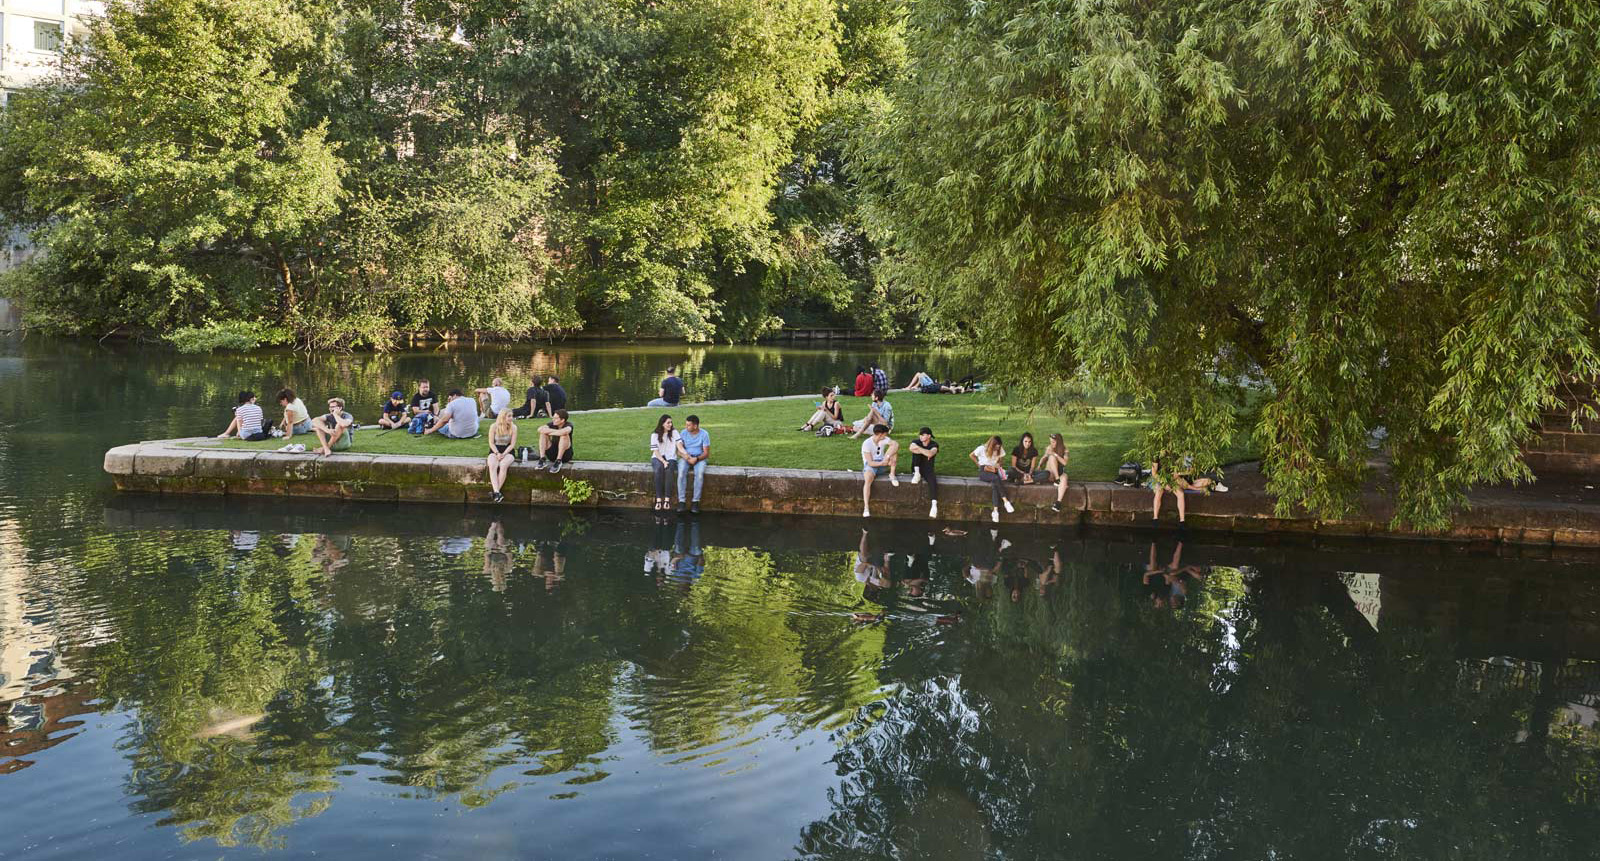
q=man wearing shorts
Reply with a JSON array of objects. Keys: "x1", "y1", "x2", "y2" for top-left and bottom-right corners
[{"x1": 860, "y1": 424, "x2": 898, "y2": 518}]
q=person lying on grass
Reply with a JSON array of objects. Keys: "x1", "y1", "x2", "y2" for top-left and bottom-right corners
[{"x1": 312, "y1": 397, "x2": 356, "y2": 456}]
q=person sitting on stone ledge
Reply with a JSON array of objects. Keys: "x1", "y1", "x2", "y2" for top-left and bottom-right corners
[
  {"x1": 849, "y1": 391, "x2": 894, "y2": 438},
  {"x1": 486, "y1": 409, "x2": 518, "y2": 502},
  {"x1": 535, "y1": 409, "x2": 575, "y2": 473},
  {"x1": 312, "y1": 397, "x2": 356, "y2": 456},
  {"x1": 860, "y1": 423, "x2": 899, "y2": 518},
  {"x1": 970, "y1": 435, "x2": 1016, "y2": 523},
  {"x1": 1041, "y1": 432, "x2": 1071, "y2": 512},
  {"x1": 799, "y1": 388, "x2": 846, "y2": 433},
  {"x1": 218, "y1": 390, "x2": 272, "y2": 441},
  {"x1": 424, "y1": 389, "x2": 480, "y2": 440},
  {"x1": 675, "y1": 415, "x2": 711, "y2": 514},
  {"x1": 1149, "y1": 454, "x2": 1228, "y2": 525}
]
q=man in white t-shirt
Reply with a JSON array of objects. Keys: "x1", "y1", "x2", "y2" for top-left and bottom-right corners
[
  {"x1": 859, "y1": 424, "x2": 899, "y2": 518},
  {"x1": 475, "y1": 377, "x2": 513, "y2": 418},
  {"x1": 424, "y1": 390, "x2": 481, "y2": 439}
]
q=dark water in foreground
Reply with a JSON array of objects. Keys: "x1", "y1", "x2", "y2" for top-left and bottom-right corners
[{"x1": 2, "y1": 338, "x2": 1599, "y2": 859}]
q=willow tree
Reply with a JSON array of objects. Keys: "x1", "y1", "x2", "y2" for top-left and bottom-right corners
[{"x1": 859, "y1": 0, "x2": 1600, "y2": 526}]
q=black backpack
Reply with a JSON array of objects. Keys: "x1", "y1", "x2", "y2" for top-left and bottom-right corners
[{"x1": 1116, "y1": 462, "x2": 1144, "y2": 486}]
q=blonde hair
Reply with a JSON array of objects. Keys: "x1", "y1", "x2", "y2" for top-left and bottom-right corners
[
  {"x1": 494, "y1": 408, "x2": 515, "y2": 433},
  {"x1": 327, "y1": 397, "x2": 345, "y2": 410},
  {"x1": 984, "y1": 435, "x2": 1003, "y2": 458}
]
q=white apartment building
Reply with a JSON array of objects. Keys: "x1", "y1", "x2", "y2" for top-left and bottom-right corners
[
  {"x1": 0, "y1": 0, "x2": 99, "y2": 102},
  {"x1": 0, "y1": 2, "x2": 99, "y2": 273}
]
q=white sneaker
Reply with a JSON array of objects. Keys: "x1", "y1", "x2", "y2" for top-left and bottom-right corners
[
  {"x1": 890, "y1": 474, "x2": 900, "y2": 488},
  {"x1": 863, "y1": 507, "x2": 871, "y2": 518},
  {"x1": 991, "y1": 508, "x2": 1000, "y2": 523},
  {"x1": 1003, "y1": 499, "x2": 1015, "y2": 514},
  {"x1": 929, "y1": 500, "x2": 938, "y2": 518},
  {"x1": 999, "y1": 539, "x2": 1012, "y2": 552},
  {"x1": 1215, "y1": 482, "x2": 1230, "y2": 493},
  {"x1": 911, "y1": 470, "x2": 921, "y2": 484}
]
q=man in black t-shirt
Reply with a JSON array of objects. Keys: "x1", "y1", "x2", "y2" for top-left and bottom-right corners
[
  {"x1": 649, "y1": 366, "x2": 684, "y2": 407},
  {"x1": 909, "y1": 426, "x2": 940, "y2": 518},
  {"x1": 512, "y1": 382, "x2": 549, "y2": 419},
  {"x1": 544, "y1": 375, "x2": 568, "y2": 411},
  {"x1": 409, "y1": 379, "x2": 438, "y2": 419}
]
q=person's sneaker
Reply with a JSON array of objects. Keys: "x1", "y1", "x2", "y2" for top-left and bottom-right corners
[
  {"x1": 691, "y1": 502, "x2": 701, "y2": 514},
  {"x1": 492, "y1": 491, "x2": 504, "y2": 503},
  {"x1": 927, "y1": 532, "x2": 936, "y2": 545},
  {"x1": 534, "y1": 458, "x2": 547, "y2": 469},
  {"x1": 911, "y1": 470, "x2": 921, "y2": 484},
  {"x1": 1051, "y1": 502, "x2": 1061, "y2": 513},
  {"x1": 863, "y1": 507, "x2": 871, "y2": 518},
  {"x1": 929, "y1": 500, "x2": 938, "y2": 518},
  {"x1": 677, "y1": 503, "x2": 688, "y2": 514},
  {"x1": 1214, "y1": 482, "x2": 1229, "y2": 493},
  {"x1": 999, "y1": 538, "x2": 1012, "y2": 552},
  {"x1": 1003, "y1": 499, "x2": 1015, "y2": 514},
  {"x1": 889, "y1": 474, "x2": 900, "y2": 488},
  {"x1": 991, "y1": 508, "x2": 1000, "y2": 523},
  {"x1": 548, "y1": 461, "x2": 562, "y2": 474}
]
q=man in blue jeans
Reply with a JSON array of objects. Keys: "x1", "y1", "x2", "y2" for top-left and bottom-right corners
[{"x1": 675, "y1": 414, "x2": 711, "y2": 514}]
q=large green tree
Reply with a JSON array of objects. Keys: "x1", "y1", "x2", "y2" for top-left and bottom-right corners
[{"x1": 860, "y1": 0, "x2": 1600, "y2": 526}]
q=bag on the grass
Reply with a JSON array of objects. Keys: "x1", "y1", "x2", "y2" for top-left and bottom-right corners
[
  {"x1": 816, "y1": 425, "x2": 835, "y2": 438},
  {"x1": 1116, "y1": 462, "x2": 1143, "y2": 487},
  {"x1": 408, "y1": 415, "x2": 428, "y2": 434}
]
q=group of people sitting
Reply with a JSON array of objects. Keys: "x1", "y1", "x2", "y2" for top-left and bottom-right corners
[
  {"x1": 850, "y1": 363, "x2": 973, "y2": 397},
  {"x1": 216, "y1": 388, "x2": 357, "y2": 456},
  {"x1": 858, "y1": 426, "x2": 1073, "y2": 522}
]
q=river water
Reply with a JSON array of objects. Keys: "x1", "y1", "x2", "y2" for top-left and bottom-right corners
[{"x1": 1, "y1": 337, "x2": 1598, "y2": 859}]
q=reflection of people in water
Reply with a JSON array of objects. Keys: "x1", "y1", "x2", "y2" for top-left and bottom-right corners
[
  {"x1": 666, "y1": 519, "x2": 704, "y2": 587},
  {"x1": 854, "y1": 528, "x2": 892, "y2": 607},
  {"x1": 312, "y1": 534, "x2": 351, "y2": 576},
  {"x1": 230, "y1": 530, "x2": 260, "y2": 553},
  {"x1": 1143, "y1": 541, "x2": 1207, "y2": 609},
  {"x1": 1004, "y1": 556, "x2": 1032, "y2": 603},
  {"x1": 645, "y1": 517, "x2": 674, "y2": 581},
  {"x1": 531, "y1": 541, "x2": 568, "y2": 592},
  {"x1": 1035, "y1": 545, "x2": 1062, "y2": 598},
  {"x1": 965, "y1": 531, "x2": 1007, "y2": 602},
  {"x1": 483, "y1": 520, "x2": 513, "y2": 592},
  {"x1": 901, "y1": 546, "x2": 931, "y2": 600}
]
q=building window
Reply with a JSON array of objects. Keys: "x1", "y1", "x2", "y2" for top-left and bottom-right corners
[{"x1": 34, "y1": 20, "x2": 64, "y2": 52}]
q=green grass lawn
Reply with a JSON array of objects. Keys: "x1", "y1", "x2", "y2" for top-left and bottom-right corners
[{"x1": 201, "y1": 393, "x2": 1254, "y2": 479}]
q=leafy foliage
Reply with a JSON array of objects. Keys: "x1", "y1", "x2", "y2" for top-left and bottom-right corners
[{"x1": 859, "y1": 0, "x2": 1600, "y2": 525}]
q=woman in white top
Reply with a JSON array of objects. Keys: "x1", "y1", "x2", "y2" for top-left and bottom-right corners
[
  {"x1": 649, "y1": 414, "x2": 681, "y2": 511},
  {"x1": 969, "y1": 435, "x2": 1017, "y2": 523}
]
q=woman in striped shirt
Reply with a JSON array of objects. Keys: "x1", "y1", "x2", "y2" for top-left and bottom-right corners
[{"x1": 217, "y1": 391, "x2": 271, "y2": 440}]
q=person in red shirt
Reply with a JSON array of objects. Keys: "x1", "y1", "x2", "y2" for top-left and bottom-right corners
[{"x1": 852, "y1": 366, "x2": 873, "y2": 397}]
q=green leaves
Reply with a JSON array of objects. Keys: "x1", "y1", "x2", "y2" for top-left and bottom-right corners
[{"x1": 861, "y1": 0, "x2": 1600, "y2": 526}]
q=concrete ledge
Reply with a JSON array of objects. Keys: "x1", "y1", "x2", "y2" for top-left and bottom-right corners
[{"x1": 102, "y1": 439, "x2": 1600, "y2": 548}]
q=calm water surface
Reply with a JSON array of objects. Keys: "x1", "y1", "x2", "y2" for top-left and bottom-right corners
[{"x1": 2, "y1": 337, "x2": 1598, "y2": 860}]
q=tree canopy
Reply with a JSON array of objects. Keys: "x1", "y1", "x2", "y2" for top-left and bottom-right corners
[{"x1": 857, "y1": 0, "x2": 1600, "y2": 525}]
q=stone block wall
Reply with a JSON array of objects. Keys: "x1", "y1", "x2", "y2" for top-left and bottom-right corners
[{"x1": 103, "y1": 439, "x2": 1600, "y2": 548}]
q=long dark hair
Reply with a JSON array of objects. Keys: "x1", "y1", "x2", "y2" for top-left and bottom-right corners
[
  {"x1": 1046, "y1": 432, "x2": 1066, "y2": 457},
  {"x1": 1018, "y1": 432, "x2": 1038, "y2": 459},
  {"x1": 652, "y1": 414, "x2": 674, "y2": 443}
]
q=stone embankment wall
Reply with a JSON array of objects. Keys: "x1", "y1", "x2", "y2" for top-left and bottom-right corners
[{"x1": 105, "y1": 440, "x2": 1600, "y2": 548}]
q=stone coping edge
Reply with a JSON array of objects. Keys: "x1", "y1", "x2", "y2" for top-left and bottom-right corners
[{"x1": 104, "y1": 440, "x2": 1600, "y2": 548}]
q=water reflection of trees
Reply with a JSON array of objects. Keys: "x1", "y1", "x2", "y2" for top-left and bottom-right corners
[
  {"x1": 26, "y1": 522, "x2": 1600, "y2": 853},
  {"x1": 797, "y1": 551, "x2": 1600, "y2": 859}
]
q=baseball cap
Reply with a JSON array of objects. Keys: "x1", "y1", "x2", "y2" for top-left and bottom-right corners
[{"x1": 390, "y1": 390, "x2": 404, "y2": 399}]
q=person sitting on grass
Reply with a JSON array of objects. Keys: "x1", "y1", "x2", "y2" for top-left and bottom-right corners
[
  {"x1": 1009, "y1": 433, "x2": 1047, "y2": 484},
  {"x1": 909, "y1": 426, "x2": 940, "y2": 518},
  {"x1": 849, "y1": 391, "x2": 894, "y2": 438},
  {"x1": 218, "y1": 391, "x2": 272, "y2": 441},
  {"x1": 853, "y1": 366, "x2": 873, "y2": 397},
  {"x1": 675, "y1": 414, "x2": 711, "y2": 514},
  {"x1": 485, "y1": 409, "x2": 518, "y2": 503},
  {"x1": 534, "y1": 409, "x2": 575, "y2": 473},
  {"x1": 312, "y1": 397, "x2": 356, "y2": 455},
  {"x1": 970, "y1": 435, "x2": 1017, "y2": 523},
  {"x1": 860, "y1": 424, "x2": 899, "y2": 518},
  {"x1": 649, "y1": 414, "x2": 680, "y2": 511},
  {"x1": 278, "y1": 388, "x2": 312, "y2": 438},
  {"x1": 424, "y1": 389, "x2": 480, "y2": 439},
  {"x1": 512, "y1": 380, "x2": 550, "y2": 419},
  {"x1": 475, "y1": 377, "x2": 513, "y2": 419},
  {"x1": 409, "y1": 379, "x2": 439, "y2": 422},
  {"x1": 649, "y1": 366, "x2": 685, "y2": 408},
  {"x1": 544, "y1": 375, "x2": 569, "y2": 412},
  {"x1": 1149, "y1": 453, "x2": 1228, "y2": 524},
  {"x1": 377, "y1": 391, "x2": 408, "y2": 429},
  {"x1": 799, "y1": 389, "x2": 845, "y2": 432}
]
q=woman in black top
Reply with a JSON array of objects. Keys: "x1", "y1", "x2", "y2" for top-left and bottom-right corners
[
  {"x1": 799, "y1": 389, "x2": 845, "y2": 432},
  {"x1": 1009, "y1": 433, "x2": 1046, "y2": 484}
]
